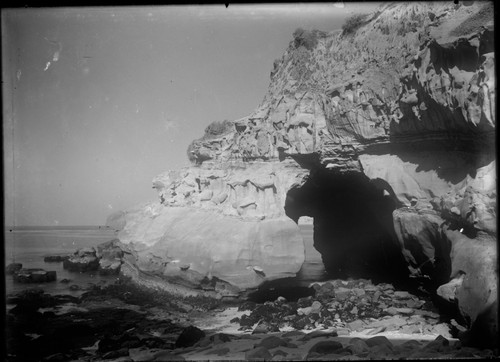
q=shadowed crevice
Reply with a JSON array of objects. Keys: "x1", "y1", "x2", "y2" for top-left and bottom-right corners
[{"x1": 285, "y1": 169, "x2": 409, "y2": 285}]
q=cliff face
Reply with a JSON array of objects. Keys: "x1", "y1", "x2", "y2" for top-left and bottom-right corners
[
  {"x1": 188, "y1": 1, "x2": 495, "y2": 168},
  {"x1": 109, "y1": 1, "x2": 496, "y2": 343}
]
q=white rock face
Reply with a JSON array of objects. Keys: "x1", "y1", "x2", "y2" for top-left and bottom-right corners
[
  {"x1": 117, "y1": 206, "x2": 304, "y2": 290},
  {"x1": 152, "y1": 160, "x2": 308, "y2": 220}
]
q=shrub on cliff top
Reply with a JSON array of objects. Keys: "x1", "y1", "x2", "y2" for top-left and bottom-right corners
[
  {"x1": 186, "y1": 119, "x2": 233, "y2": 164},
  {"x1": 342, "y1": 13, "x2": 368, "y2": 36},
  {"x1": 203, "y1": 119, "x2": 233, "y2": 138},
  {"x1": 293, "y1": 28, "x2": 318, "y2": 50}
]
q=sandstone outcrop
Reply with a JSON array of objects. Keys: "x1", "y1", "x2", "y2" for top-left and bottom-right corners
[
  {"x1": 63, "y1": 240, "x2": 124, "y2": 275},
  {"x1": 109, "y1": 1, "x2": 496, "y2": 347}
]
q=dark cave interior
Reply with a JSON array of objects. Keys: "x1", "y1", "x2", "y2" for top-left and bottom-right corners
[{"x1": 284, "y1": 169, "x2": 409, "y2": 285}]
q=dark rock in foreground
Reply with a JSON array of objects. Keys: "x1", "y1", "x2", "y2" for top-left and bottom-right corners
[
  {"x1": 13, "y1": 269, "x2": 56, "y2": 283},
  {"x1": 44, "y1": 255, "x2": 70, "y2": 263},
  {"x1": 63, "y1": 240, "x2": 123, "y2": 275},
  {"x1": 175, "y1": 326, "x2": 206, "y2": 348},
  {"x1": 63, "y1": 247, "x2": 100, "y2": 272},
  {"x1": 6, "y1": 263, "x2": 23, "y2": 275},
  {"x1": 96, "y1": 239, "x2": 124, "y2": 275},
  {"x1": 5, "y1": 277, "x2": 498, "y2": 361}
]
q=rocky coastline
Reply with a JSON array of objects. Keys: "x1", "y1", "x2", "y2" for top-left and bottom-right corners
[
  {"x1": 6, "y1": 2, "x2": 497, "y2": 360},
  {"x1": 106, "y1": 1, "x2": 496, "y2": 350},
  {"x1": 5, "y1": 266, "x2": 498, "y2": 361}
]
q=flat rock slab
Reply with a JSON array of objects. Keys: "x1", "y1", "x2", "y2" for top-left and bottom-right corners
[{"x1": 12, "y1": 269, "x2": 57, "y2": 283}]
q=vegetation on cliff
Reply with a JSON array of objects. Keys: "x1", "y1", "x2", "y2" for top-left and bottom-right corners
[
  {"x1": 187, "y1": 119, "x2": 234, "y2": 163},
  {"x1": 341, "y1": 13, "x2": 368, "y2": 36}
]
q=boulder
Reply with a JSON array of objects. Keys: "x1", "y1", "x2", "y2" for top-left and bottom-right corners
[
  {"x1": 98, "y1": 259, "x2": 121, "y2": 275},
  {"x1": 365, "y1": 336, "x2": 394, "y2": 349},
  {"x1": 438, "y1": 228, "x2": 498, "y2": 348},
  {"x1": 308, "y1": 340, "x2": 344, "y2": 355},
  {"x1": 43, "y1": 255, "x2": 70, "y2": 263},
  {"x1": 252, "y1": 321, "x2": 279, "y2": 334},
  {"x1": 63, "y1": 247, "x2": 99, "y2": 272},
  {"x1": 245, "y1": 346, "x2": 272, "y2": 360},
  {"x1": 175, "y1": 326, "x2": 205, "y2": 348},
  {"x1": 96, "y1": 239, "x2": 124, "y2": 275},
  {"x1": 63, "y1": 256, "x2": 99, "y2": 273},
  {"x1": 13, "y1": 268, "x2": 56, "y2": 283},
  {"x1": 6, "y1": 263, "x2": 22, "y2": 275},
  {"x1": 256, "y1": 336, "x2": 288, "y2": 349},
  {"x1": 347, "y1": 338, "x2": 370, "y2": 354}
]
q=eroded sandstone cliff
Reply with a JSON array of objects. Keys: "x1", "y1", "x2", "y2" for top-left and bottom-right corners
[{"x1": 108, "y1": 1, "x2": 496, "y2": 346}]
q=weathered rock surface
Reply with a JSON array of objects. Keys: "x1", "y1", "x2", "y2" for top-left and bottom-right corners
[
  {"x1": 63, "y1": 247, "x2": 100, "y2": 273},
  {"x1": 63, "y1": 239, "x2": 125, "y2": 275},
  {"x1": 12, "y1": 268, "x2": 57, "y2": 284},
  {"x1": 108, "y1": 1, "x2": 496, "y2": 347},
  {"x1": 7, "y1": 280, "x2": 497, "y2": 361},
  {"x1": 117, "y1": 205, "x2": 304, "y2": 291},
  {"x1": 6, "y1": 263, "x2": 23, "y2": 275}
]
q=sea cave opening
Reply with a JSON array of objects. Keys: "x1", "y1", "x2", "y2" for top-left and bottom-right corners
[
  {"x1": 284, "y1": 168, "x2": 409, "y2": 286},
  {"x1": 248, "y1": 168, "x2": 412, "y2": 303}
]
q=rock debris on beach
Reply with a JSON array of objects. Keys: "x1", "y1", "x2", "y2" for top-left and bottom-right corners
[{"x1": 5, "y1": 279, "x2": 497, "y2": 361}]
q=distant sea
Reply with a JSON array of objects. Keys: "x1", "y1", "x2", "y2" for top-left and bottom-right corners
[
  {"x1": 4, "y1": 226, "x2": 119, "y2": 295},
  {"x1": 297, "y1": 224, "x2": 327, "y2": 284},
  {"x1": 4, "y1": 224, "x2": 325, "y2": 295}
]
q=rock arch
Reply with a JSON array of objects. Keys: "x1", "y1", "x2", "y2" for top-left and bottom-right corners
[{"x1": 284, "y1": 168, "x2": 409, "y2": 284}]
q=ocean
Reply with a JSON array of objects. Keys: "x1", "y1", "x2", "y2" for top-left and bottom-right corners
[
  {"x1": 4, "y1": 224, "x2": 325, "y2": 295},
  {"x1": 4, "y1": 226, "x2": 119, "y2": 296},
  {"x1": 297, "y1": 223, "x2": 327, "y2": 284}
]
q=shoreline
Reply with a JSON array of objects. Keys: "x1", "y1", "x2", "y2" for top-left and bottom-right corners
[{"x1": 5, "y1": 276, "x2": 498, "y2": 361}]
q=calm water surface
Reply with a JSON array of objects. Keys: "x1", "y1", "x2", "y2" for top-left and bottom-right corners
[
  {"x1": 297, "y1": 224, "x2": 327, "y2": 284},
  {"x1": 4, "y1": 226, "x2": 119, "y2": 296}
]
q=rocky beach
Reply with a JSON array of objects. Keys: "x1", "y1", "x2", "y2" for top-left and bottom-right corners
[
  {"x1": 5, "y1": 230, "x2": 498, "y2": 360},
  {"x1": 5, "y1": 267, "x2": 497, "y2": 361},
  {"x1": 5, "y1": 1, "x2": 497, "y2": 360}
]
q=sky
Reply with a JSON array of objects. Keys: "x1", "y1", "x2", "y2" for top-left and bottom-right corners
[{"x1": 3, "y1": 3, "x2": 380, "y2": 226}]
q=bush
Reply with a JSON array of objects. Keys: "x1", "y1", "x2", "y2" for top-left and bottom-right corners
[
  {"x1": 293, "y1": 28, "x2": 318, "y2": 50},
  {"x1": 342, "y1": 13, "x2": 368, "y2": 36},
  {"x1": 186, "y1": 119, "x2": 233, "y2": 164},
  {"x1": 203, "y1": 119, "x2": 233, "y2": 138}
]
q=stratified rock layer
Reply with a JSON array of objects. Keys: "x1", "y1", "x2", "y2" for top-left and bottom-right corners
[{"x1": 109, "y1": 1, "x2": 496, "y2": 348}]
